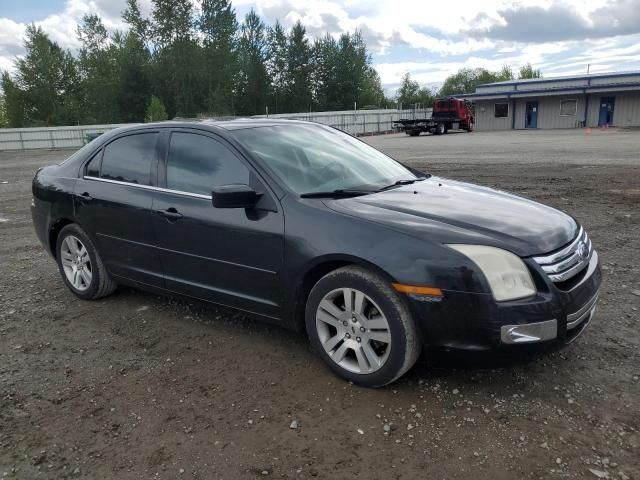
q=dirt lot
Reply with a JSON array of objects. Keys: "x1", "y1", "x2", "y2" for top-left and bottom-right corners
[{"x1": 0, "y1": 128, "x2": 638, "y2": 479}]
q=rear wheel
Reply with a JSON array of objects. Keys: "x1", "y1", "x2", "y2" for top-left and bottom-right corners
[
  {"x1": 435, "y1": 123, "x2": 445, "y2": 135},
  {"x1": 55, "y1": 224, "x2": 117, "y2": 300},
  {"x1": 305, "y1": 266, "x2": 421, "y2": 387}
]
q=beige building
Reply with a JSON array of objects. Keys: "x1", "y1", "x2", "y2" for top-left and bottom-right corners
[{"x1": 459, "y1": 71, "x2": 640, "y2": 131}]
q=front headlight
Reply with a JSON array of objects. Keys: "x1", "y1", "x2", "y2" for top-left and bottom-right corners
[{"x1": 448, "y1": 244, "x2": 536, "y2": 301}]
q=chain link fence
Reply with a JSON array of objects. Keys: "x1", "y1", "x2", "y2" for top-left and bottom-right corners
[{"x1": 0, "y1": 109, "x2": 432, "y2": 151}]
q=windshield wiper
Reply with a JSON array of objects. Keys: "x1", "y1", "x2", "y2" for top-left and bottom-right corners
[
  {"x1": 300, "y1": 189, "x2": 373, "y2": 198},
  {"x1": 377, "y1": 177, "x2": 426, "y2": 192}
]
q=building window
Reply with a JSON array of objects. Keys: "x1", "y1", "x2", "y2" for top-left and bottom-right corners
[
  {"x1": 560, "y1": 99, "x2": 577, "y2": 116},
  {"x1": 494, "y1": 103, "x2": 509, "y2": 118}
]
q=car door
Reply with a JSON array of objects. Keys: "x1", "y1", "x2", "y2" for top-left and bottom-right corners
[
  {"x1": 151, "y1": 129, "x2": 284, "y2": 319},
  {"x1": 74, "y1": 130, "x2": 164, "y2": 288}
]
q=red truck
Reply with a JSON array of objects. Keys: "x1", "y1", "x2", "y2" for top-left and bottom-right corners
[{"x1": 394, "y1": 98, "x2": 474, "y2": 136}]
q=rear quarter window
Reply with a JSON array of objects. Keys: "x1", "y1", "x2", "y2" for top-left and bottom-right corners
[
  {"x1": 100, "y1": 133, "x2": 158, "y2": 185},
  {"x1": 85, "y1": 150, "x2": 102, "y2": 177}
]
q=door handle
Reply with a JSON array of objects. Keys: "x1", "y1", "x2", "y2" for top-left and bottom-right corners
[
  {"x1": 78, "y1": 192, "x2": 92, "y2": 201},
  {"x1": 158, "y1": 208, "x2": 183, "y2": 222}
]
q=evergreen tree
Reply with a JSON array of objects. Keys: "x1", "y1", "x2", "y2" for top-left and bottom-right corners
[
  {"x1": 334, "y1": 31, "x2": 370, "y2": 110},
  {"x1": 235, "y1": 9, "x2": 269, "y2": 115},
  {"x1": 198, "y1": 0, "x2": 238, "y2": 115},
  {"x1": 151, "y1": 0, "x2": 201, "y2": 117},
  {"x1": 311, "y1": 34, "x2": 339, "y2": 110},
  {"x1": 266, "y1": 21, "x2": 288, "y2": 114},
  {"x1": 115, "y1": 32, "x2": 152, "y2": 122},
  {"x1": 286, "y1": 21, "x2": 312, "y2": 113},
  {"x1": 0, "y1": 8, "x2": 392, "y2": 125}
]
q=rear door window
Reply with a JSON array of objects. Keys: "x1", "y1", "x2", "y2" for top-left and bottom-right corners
[
  {"x1": 166, "y1": 132, "x2": 250, "y2": 195},
  {"x1": 100, "y1": 133, "x2": 158, "y2": 185}
]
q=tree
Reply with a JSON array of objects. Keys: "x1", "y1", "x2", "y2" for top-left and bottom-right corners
[
  {"x1": 266, "y1": 21, "x2": 288, "y2": 113},
  {"x1": 235, "y1": 9, "x2": 269, "y2": 115},
  {"x1": 519, "y1": 63, "x2": 542, "y2": 79},
  {"x1": 497, "y1": 65, "x2": 514, "y2": 82},
  {"x1": 199, "y1": 0, "x2": 238, "y2": 115},
  {"x1": 439, "y1": 68, "x2": 503, "y2": 97},
  {"x1": 359, "y1": 67, "x2": 386, "y2": 108},
  {"x1": 1, "y1": 8, "x2": 390, "y2": 125},
  {"x1": 151, "y1": 0, "x2": 202, "y2": 117},
  {"x1": 396, "y1": 72, "x2": 419, "y2": 107},
  {"x1": 145, "y1": 95, "x2": 168, "y2": 121},
  {"x1": 1, "y1": 72, "x2": 25, "y2": 127},
  {"x1": 333, "y1": 31, "x2": 370, "y2": 110},
  {"x1": 311, "y1": 34, "x2": 339, "y2": 110},
  {"x1": 77, "y1": 14, "x2": 120, "y2": 123},
  {"x1": 13, "y1": 24, "x2": 81, "y2": 126},
  {"x1": 0, "y1": 94, "x2": 6, "y2": 127},
  {"x1": 286, "y1": 21, "x2": 312, "y2": 113},
  {"x1": 122, "y1": 0, "x2": 151, "y2": 48},
  {"x1": 115, "y1": 32, "x2": 152, "y2": 122}
]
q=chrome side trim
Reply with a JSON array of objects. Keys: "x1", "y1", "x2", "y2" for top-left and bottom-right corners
[
  {"x1": 567, "y1": 292, "x2": 599, "y2": 330},
  {"x1": 500, "y1": 319, "x2": 558, "y2": 344},
  {"x1": 83, "y1": 176, "x2": 212, "y2": 200}
]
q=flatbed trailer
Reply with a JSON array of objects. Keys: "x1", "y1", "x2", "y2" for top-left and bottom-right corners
[{"x1": 394, "y1": 97, "x2": 474, "y2": 136}]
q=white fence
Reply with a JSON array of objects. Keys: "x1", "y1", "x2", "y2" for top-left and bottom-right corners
[{"x1": 0, "y1": 108, "x2": 432, "y2": 151}]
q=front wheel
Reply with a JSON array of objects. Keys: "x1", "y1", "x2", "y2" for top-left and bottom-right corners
[
  {"x1": 305, "y1": 266, "x2": 421, "y2": 387},
  {"x1": 55, "y1": 224, "x2": 117, "y2": 300}
]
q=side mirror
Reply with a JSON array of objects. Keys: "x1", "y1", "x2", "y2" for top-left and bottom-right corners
[{"x1": 212, "y1": 184, "x2": 262, "y2": 209}]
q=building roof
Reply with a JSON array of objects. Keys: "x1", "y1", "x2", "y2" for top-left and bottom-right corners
[
  {"x1": 476, "y1": 70, "x2": 640, "y2": 88},
  {"x1": 459, "y1": 70, "x2": 640, "y2": 100}
]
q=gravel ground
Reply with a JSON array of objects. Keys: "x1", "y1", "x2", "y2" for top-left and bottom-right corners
[{"x1": 0, "y1": 128, "x2": 638, "y2": 479}]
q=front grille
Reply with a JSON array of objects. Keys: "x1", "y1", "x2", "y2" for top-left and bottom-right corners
[{"x1": 532, "y1": 227, "x2": 593, "y2": 283}]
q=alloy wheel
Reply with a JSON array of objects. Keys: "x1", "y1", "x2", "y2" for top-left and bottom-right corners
[
  {"x1": 315, "y1": 288, "x2": 391, "y2": 374},
  {"x1": 60, "y1": 235, "x2": 92, "y2": 291}
]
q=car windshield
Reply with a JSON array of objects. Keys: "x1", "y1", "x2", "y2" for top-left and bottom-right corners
[{"x1": 232, "y1": 124, "x2": 416, "y2": 195}]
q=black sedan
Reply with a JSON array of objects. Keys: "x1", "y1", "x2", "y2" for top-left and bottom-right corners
[{"x1": 31, "y1": 120, "x2": 601, "y2": 387}]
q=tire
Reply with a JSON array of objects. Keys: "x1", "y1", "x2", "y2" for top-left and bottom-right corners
[
  {"x1": 407, "y1": 130, "x2": 420, "y2": 137},
  {"x1": 434, "y1": 123, "x2": 445, "y2": 135},
  {"x1": 55, "y1": 223, "x2": 117, "y2": 300},
  {"x1": 305, "y1": 266, "x2": 421, "y2": 387}
]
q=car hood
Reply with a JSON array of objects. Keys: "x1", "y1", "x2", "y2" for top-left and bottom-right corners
[{"x1": 325, "y1": 177, "x2": 578, "y2": 257}]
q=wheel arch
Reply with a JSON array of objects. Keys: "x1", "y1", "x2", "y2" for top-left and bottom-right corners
[
  {"x1": 289, "y1": 254, "x2": 399, "y2": 331},
  {"x1": 48, "y1": 217, "x2": 75, "y2": 259}
]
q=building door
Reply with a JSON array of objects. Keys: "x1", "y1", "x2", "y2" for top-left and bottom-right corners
[
  {"x1": 525, "y1": 101, "x2": 538, "y2": 128},
  {"x1": 598, "y1": 97, "x2": 615, "y2": 126}
]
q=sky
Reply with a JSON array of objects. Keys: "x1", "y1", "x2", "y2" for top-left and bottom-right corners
[{"x1": 1, "y1": 0, "x2": 640, "y2": 93}]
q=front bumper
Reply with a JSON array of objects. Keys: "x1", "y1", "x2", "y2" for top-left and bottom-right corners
[{"x1": 409, "y1": 250, "x2": 602, "y2": 351}]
